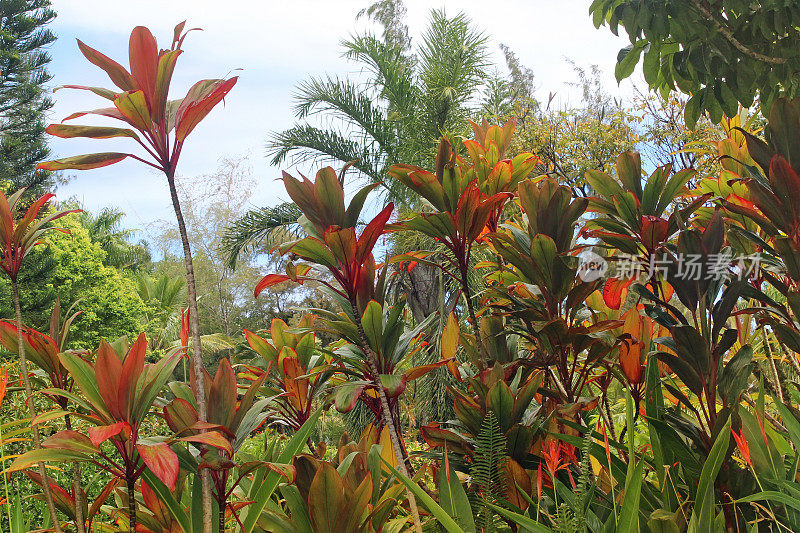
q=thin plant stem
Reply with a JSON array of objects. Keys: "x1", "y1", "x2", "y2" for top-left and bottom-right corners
[
  {"x1": 11, "y1": 279, "x2": 63, "y2": 532},
  {"x1": 165, "y1": 170, "x2": 213, "y2": 533},
  {"x1": 65, "y1": 415, "x2": 86, "y2": 533}
]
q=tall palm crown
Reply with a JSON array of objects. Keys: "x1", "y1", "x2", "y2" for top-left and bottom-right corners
[{"x1": 268, "y1": 5, "x2": 490, "y2": 205}]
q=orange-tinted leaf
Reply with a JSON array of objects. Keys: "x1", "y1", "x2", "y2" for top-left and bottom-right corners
[
  {"x1": 115, "y1": 90, "x2": 151, "y2": 131},
  {"x1": 308, "y1": 463, "x2": 345, "y2": 532},
  {"x1": 43, "y1": 430, "x2": 99, "y2": 454},
  {"x1": 128, "y1": 26, "x2": 158, "y2": 102},
  {"x1": 46, "y1": 124, "x2": 140, "y2": 141},
  {"x1": 209, "y1": 358, "x2": 237, "y2": 429},
  {"x1": 324, "y1": 226, "x2": 357, "y2": 266},
  {"x1": 442, "y1": 312, "x2": 459, "y2": 360},
  {"x1": 179, "y1": 430, "x2": 234, "y2": 456},
  {"x1": 603, "y1": 277, "x2": 634, "y2": 310},
  {"x1": 283, "y1": 357, "x2": 309, "y2": 411},
  {"x1": 405, "y1": 359, "x2": 452, "y2": 381},
  {"x1": 37, "y1": 153, "x2": 129, "y2": 171},
  {"x1": 175, "y1": 77, "x2": 237, "y2": 141},
  {"x1": 137, "y1": 442, "x2": 179, "y2": 490},
  {"x1": 76, "y1": 39, "x2": 137, "y2": 92},
  {"x1": 420, "y1": 424, "x2": 470, "y2": 455},
  {"x1": 244, "y1": 330, "x2": 278, "y2": 364},
  {"x1": 254, "y1": 274, "x2": 293, "y2": 297},
  {"x1": 88, "y1": 422, "x2": 130, "y2": 447},
  {"x1": 163, "y1": 397, "x2": 198, "y2": 435}
]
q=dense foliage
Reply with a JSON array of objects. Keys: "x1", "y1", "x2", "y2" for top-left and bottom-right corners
[
  {"x1": 590, "y1": 0, "x2": 800, "y2": 126},
  {"x1": 3, "y1": 3, "x2": 800, "y2": 533}
]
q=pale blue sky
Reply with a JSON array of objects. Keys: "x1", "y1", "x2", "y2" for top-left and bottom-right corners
[{"x1": 46, "y1": 0, "x2": 637, "y2": 235}]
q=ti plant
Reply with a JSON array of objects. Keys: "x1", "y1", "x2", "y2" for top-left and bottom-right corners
[
  {"x1": 0, "y1": 299, "x2": 86, "y2": 531},
  {"x1": 487, "y1": 177, "x2": 621, "y2": 407},
  {"x1": 163, "y1": 358, "x2": 276, "y2": 530},
  {"x1": 583, "y1": 151, "x2": 705, "y2": 305},
  {"x1": 6, "y1": 334, "x2": 226, "y2": 532},
  {"x1": 244, "y1": 316, "x2": 332, "y2": 435},
  {"x1": 388, "y1": 120, "x2": 539, "y2": 368},
  {"x1": 330, "y1": 295, "x2": 449, "y2": 439},
  {"x1": 259, "y1": 435, "x2": 404, "y2": 532},
  {"x1": 253, "y1": 165, "x2": 426, "y2": 531},
  {"x1": 0, "y1": 189, "x2": 78, "y2": 531},
  {"x1": 38, "y1": 23, "x2": 238, "y2": 527}
]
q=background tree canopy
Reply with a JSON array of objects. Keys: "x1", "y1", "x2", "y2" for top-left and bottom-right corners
[
  {"x1": 590, "y1": 0, "x2": 800, "y2": 126},
  {"x1": 0, "y1": 0, "x2": 57, "y2": 195}
]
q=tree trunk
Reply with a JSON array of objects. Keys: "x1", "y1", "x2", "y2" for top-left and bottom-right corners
[
  {"x1": 11, "y1": 279, "x2": 63, "y2": 533},
  {"x1": 166, "y1": 174, "x2": 214, "y2": 533}
]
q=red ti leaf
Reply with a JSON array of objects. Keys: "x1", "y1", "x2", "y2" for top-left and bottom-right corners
[
  {"x1": 88, "y1": 422, "x2": 131, "y2": 447},
  {"x1": 95, "y1": 341, "x2": 124, "y2": 420},
  {"x1": 128, "y1": 26, "x2": 158, "y2": 102},
  {"x1": 175, "y1": 77, "x2": 238, "y2": 141},
  {"x1": 137, "y1": 442, "x2": 179, "y2": 491},
  {"x1": 356, "y1": 203, "x2": 394, "y2": 263},
  {"x1": 254, "y1": 274, "x2": 293, "y2": 297},
  {"x1": 76, "y1": 39, "x2": 137, "y2": 92},
  {"x1": 179, "y1": 430, "x2": 234, "y2": 456}
]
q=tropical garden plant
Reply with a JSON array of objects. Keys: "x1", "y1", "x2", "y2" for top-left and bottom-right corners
[{"x1": 5, "y1": 4, "x2": 800, "y2": 533}]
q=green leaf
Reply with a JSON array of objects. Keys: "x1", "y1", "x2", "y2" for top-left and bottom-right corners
[
  {"x1": 485, "y1": 502, "x2": 554, "y2": 532},
  {"x1": 379, "y1": 456, "x2": 466, "y2": 533},
  {"x1": 437, "y1": 463, "x2": 475, "y2": 532},
  {"x1": 615, "y1": 41, "x2": 645, "y2": 82},
  {"x1": 690, "y1": 415, "x2": 731, "y2": 530},
  {"x1": 361, "y1": 300, "x2": 383, "y2": 352},
  {"x1": 242, "y1": 408, "x2": 322, "y2": 532},
  {"x1": 486, "y1": 381, "x2": 514, "y2": 433},
  {"x1": 617, "y1": 460, "x2": 645, "y2": 532},
  {"x1": 141, "y1": 469, "x2": 192, "y2": 533}
]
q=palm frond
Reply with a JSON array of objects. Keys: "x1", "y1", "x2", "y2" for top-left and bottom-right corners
[
  {"x1": 267, "y1": 124, "x2": 383, "y2": 182},
  {"x1": 221, "y1": 202, "x2": 303, "y2": 269},
  {"x1": 342, "y1": 33, "x2": 417, "y2": 114},
  {"x1": 418, "y1": 9, "x2": 490, "y2": 133},
  {"x1": 293, "y1": 76, "x2": 398, "y2": 158}
]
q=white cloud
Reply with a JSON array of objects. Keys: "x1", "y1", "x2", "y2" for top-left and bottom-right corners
[{"x1": 48, "y1": 0, "x2": 637, "y2": 229}]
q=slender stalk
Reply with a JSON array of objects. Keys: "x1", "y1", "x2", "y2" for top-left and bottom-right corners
[
  {"x1": 126, "y1": 473, "x2": 137, "y2": 532},
  {"x1": 350, "y1": 299, "x2": 423, "y2": 533},
  {"x1": 165, "y1": 172, "x2": 213, "y2": 532},
  {"x1": 65, "y1": 415, "x2": 86, "y2": 533},
  {"x1": 218, "y1": 494, "x2": 226, "y2": 532},
  {"x1": 11, "y1": 280, "x2": 63, "y2": 532}
]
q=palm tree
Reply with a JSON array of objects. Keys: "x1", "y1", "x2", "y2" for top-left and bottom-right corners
[
  {"x1": 225, "y1": 2, "x2": 491, "y2": 266},
  {"x1": 267, "y1": 3, "x2": 489, "y2": 205},
  {"x1": 79, "y1": 208, "x2": 151, "y2": 271}
]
